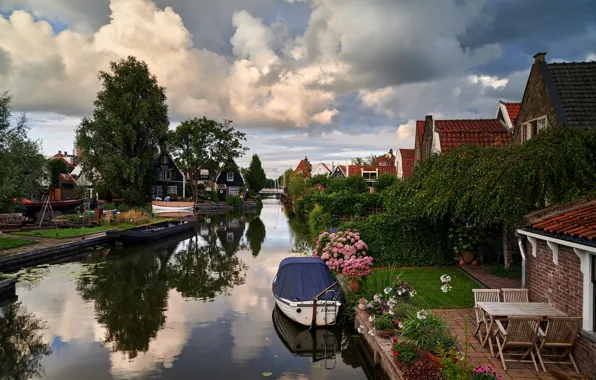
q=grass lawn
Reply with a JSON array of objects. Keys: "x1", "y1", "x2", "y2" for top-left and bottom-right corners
[
  {"x1": 10, "y1": 224, "x2": 138, "y2": 239},
  {"x1": 0, "y1": 236, "x2": 37, "y2": 253},
  {"x1": 360, "y1": 267, "x2": 476, "y2": 309}
]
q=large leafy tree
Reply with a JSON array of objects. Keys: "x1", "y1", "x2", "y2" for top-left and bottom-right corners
[
  {"x1": 168, "y1": 117, "x2": 247, "y2": 202},
  {"x1": 0, "y1": 92, "x2": 45, "y2": 211},
  {"x1": 245, "y1": 154, "x2": 267, "y2": 193},
  {"x1": 46, "y1": 158, "x2": 69, "y2": 188},
  {"x1": 76, "y1": 56, "x2": 169, "y2": 205}
]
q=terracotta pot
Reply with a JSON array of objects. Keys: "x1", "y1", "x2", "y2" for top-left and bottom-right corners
[
  {"x1": 349, "y1": 278, "x2": 361, "y2": 293},
  {"x1": 427, "y1": 352, "x2": 443, "y2": 369},
  {"x1": 375, "y1": 329, "x2": 394, "y2": 338},
  {"x1": 462, "y1": 250, "x2": 476, "y2": 265},
  {"x1": 471, "y1": 260, "x2": 479, "y2": 266},
  {"x1": 459, "y1": 259, "x2": 465, "y2": 265}
]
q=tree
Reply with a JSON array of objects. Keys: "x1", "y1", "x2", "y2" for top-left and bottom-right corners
[
  {"x1": 375, "y1": 173, "x2": 397, "y2": 192},
  {"x1": 327, "y1": 176, "x2": 368, "y2": 194},
  {"x1": 307, "y1": 174, "x2": 330, "y2": 189},
  {"x1": 168, "y1": 117, "x2": 247, "y2": 203},
  {"x1": 245, "y1": 154, "x2": 267, "y2": 193},
  {"x1": 0, "y1": 92, "x2": 45, "y2": 211},
  {"x1": 75, "y1": 56, "x2": 169, "y2": 205},
  {"x1": 46, "y1": 158, "x2": 69, "y2": 188},
  {"x1": 288, "y1": 172, "x2": 308, "y2": 198}
]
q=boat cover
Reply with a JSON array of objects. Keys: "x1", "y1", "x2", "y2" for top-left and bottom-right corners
[{"x1": 273, "y1": 257, "x2": 339, "y2": 301}]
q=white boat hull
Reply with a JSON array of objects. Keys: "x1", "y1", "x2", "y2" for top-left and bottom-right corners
[
  {"x1": 152, "y1": 202, "x2": 194, "y2": 214},
  {"x1": 274, "y1": 295, "x2": 341, "y2": 327}
]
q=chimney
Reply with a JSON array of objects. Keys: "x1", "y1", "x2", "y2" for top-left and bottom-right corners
[
  {"x1": 58, "y1": 150, "x2": 62, "y2": 155},
  {"x1": 534, "y1": 52, "x2": 547, "y2": 63},
  {"x1": 64, "y1": 151, "x2": 68, "y2": 156}
]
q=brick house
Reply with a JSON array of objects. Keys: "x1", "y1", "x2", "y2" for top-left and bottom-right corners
[
  {"x1": 517, "y1": 196, "x2": 596, "y2": 375},
  {"x1": 514, "y1": 52, "x2": 596, "y2": 143},
  {"x1": 420, "y1": 116, "x2": 512, "y2": 161},
  {"x1": 346, "y1": 150, "x2": 397, "y2": 189},
  {"x1": 396, "y1": 148, "x2": 415, "y2": 178},
  {"x1": 293, "y1": 156, "x2": 312, "y2": 177}
]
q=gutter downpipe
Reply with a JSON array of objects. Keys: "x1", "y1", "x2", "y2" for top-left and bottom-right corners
[{"x1": 516, "y1": 232, "x2": 527, "y2": 289}]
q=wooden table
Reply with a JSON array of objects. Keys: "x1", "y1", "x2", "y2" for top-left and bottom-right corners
[{"x1": 477, "y1": 302, "x2": 567, "y2": 357}]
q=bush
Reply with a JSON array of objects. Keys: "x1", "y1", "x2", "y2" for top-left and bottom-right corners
[
  {"x1": 302, "y1": 192, "x2": 384, "y2": 220},
  {"x1": 327, "y1": 176, "x2": 368, "y2": 194},
  {"x1": 102, "y1": 209, "x2": 153, "y2": 225},
  {"x1": 308, "y1": 205, "x2": 333, "y2": 237},
  {"x1": 354, "y1": 213, "x2": 452, "y2": 266},
  {"x1": 226, "y1": 196, "x2": 243, "y2": 212},
  {"x1": 375, "y1": 173, "x2": 397, "y2": 192}
]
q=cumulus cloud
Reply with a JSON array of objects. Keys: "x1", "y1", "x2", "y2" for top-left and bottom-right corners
[{"x1": 397, "y1": 120, "x2": 415, "y2": 140}]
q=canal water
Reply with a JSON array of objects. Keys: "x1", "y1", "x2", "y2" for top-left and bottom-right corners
[{"x1": 1, "y1": 200, "x2": 384, "y2": 380}]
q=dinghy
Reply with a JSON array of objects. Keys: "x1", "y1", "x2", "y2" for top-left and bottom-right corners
[{"x1": 272, "y1": 257, "x2": 342, "y2": 327}]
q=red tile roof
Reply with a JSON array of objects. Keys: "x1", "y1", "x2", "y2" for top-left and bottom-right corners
[
  {"x1": 502, "y1": 102, "x2": 521, "y2": 124},
  {"x1": 415, "y1": 120, "x2": 425, "y2": 152},
  {"x1": 347, "y1": 165, "x2": 396, "y2": 176},
  {"x1": 59, "y1": 173, "x2": 76, "y2": 184},
  {"x1": 320, "y1": 163, "x2": 332, "y2": 173},
  {"x1": 293, "y1": 159, "x2": 311, "y2": 177},
  {"x1": 435, "y1": 119, "x2": 512, "y2": 153},
  {"x1": 399, "y1": 149, "x2": 415, "y2": 178},
  {"x1": 527, "y1": 196, "x2": 596, "y2": 240}
]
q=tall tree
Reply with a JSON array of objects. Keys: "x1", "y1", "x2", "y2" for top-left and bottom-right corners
[
  {"x1": 46, "y1": 158, "x2": 68, "y2": 188},
  {"x1": 245, "y1": 154, "x2": 267, "y2": 193},
  {"x1": 168, "y1": 117, "x2": 247, "y2": 203},
  {"x1": 0, "y1": 92, "x2": 45, "y2": 211},
  {"x1": 75, "y1": 56, "x2": 169, "y2": 205}
]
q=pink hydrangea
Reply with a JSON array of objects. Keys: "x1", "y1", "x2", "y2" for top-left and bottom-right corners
[{"x1": 313, "y1": 228, "x2": 373, "y2": 278}]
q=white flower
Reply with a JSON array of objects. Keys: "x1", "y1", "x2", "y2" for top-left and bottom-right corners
[
  {"x1": 373, "y1": 294, "x2": 381, "y2": 302},
  {"x1": 457, "y1": 351, "x2": 466, "y2": 361},
  {"x1": 417, "y1": 310, "x2": 428, "y2": 320},
  {"x1": 357, "y1": 325, "x2": 364, "y2": 334},
  {"x1": 440, "y1": 274, "x2": 452, "y2": 283},
  {"x1": 388, "y1": 310, "x2": 394, "y2": 315},
  {"x1": 396, "y1": 290, "x2": 403, "y2": 296},
  {"x1": 384, "y1": 287, "x2": 392, "y2": 295},
  {"x1": 441, "y1": 284, "x2": 452, "y2": 293},
  {"x1": 368, "y1": 327, "x2": 376, "y2": 336},
  {"x1": 409, "y1": 290, "x2": 416, "y2": 297},
  {"x1": 368, "y1": 315, "x2": 375, "y2": 323},
  {"x1": 398, "y1": 322, "x2": 404, "y2": 329}
]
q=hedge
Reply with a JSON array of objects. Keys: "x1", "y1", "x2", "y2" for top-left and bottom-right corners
[
  {"x1": 302, "y1": 192, "x2": 384, "y2": 220},
  {"x1": 344, "y1": 213, "x2": 452, "y2": 267},
  {"x1": 308, "y1": 204, "x2": 333, "y2": 238}
]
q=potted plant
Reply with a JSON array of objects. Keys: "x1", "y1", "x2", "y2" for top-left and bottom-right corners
[
  {"x1": 392, "y1": 338, "x2": 418, "y2": 367},
  {"x1": 471, "y1": 366, "x2": 503, "y2": 380},
  {"x1": 400, "y1": 310, "x2": 457, "y2": 368},
  {"x1": 449, "y1": 225, "x2": 488, "y2": 265},
  {"x1": 370, "y1": 313, "x2": 395, "y2": 337}
]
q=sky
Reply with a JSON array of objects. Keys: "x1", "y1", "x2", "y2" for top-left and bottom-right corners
[{"x1": 0, "y1": 0, "x2": 595, "y2": 177}]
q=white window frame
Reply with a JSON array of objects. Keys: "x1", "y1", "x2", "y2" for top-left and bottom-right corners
[
  {"x1": 537, "y1": 116, "x2": 548, "y2": 134},
  {"x1": 229, "y1": 187, "x2": 240, "y2": 197},
  {"x1": 227, "y1": 232, "x2": 234, "y2": 243},
  {"x1": 227, "y1": 172, "x2": 234, "y2": 182},
  {"x1": 200, "y1": 169, "x2": 209, "y2": 177},
  {"x1": 85, "y1": 188, "x2": 94, "y2": 199},
  {"x1": 521, "y1": 115, "x2": 548, "y2": 143},
  {"x1": 362, "y1": 171, "x2": 378, "y2": 181},
  {"x1": 165, "y1": 171, "x2": 172, "y2": 181},
  {"x1": 162, "y1": 155, "x2": 168, "y2": 165},
  {"x1": 167, "y1": 186, "x2": 178, "y2": 195},
  {"x1": 155, "y1": 186, "x2": 163, "y2": 197}
]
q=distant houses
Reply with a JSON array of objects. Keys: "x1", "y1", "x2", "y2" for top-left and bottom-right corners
[
  {"x1": 216, "y1": 159, "x2": 247, "y2": 201},
  {"x1": 152, "y1": 153, "x2": 186, "y2": 200}
]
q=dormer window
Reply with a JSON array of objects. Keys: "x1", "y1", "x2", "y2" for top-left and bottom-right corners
[
  {"x1": 162, "y1": 155, "x2": 168, "y2": 165},
  {"x1": 521, "y1": 116, "x2": 549, "y2": 143},
  {"x1": 227, "y1": 172, "x2": 234, "y2": 182}
]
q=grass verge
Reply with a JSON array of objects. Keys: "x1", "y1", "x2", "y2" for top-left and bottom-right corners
[
  {"x1": 360, "y1": 266, "x2": 476, "y2": 309},
  {"x1": 0, "y1": 236, "x2": 37, "y2": 253}
]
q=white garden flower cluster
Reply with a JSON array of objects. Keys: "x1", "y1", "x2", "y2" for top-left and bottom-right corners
[{"x1": 440, "y1": 274, "x2": 452, "y2": 293}]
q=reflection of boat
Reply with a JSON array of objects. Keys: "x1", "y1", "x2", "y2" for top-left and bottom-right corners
[
  {"x1": 105, "y1": 230, "x2": 197, "y2": 259},
  {"x1": 272, "y1": 257, "x2": 342, "y2": 327},
  {"x1": 106, "y1": 218, "x2": 197, "y2": 245},
  {"x1": 151, "y1": 201, "x2": 195, "y2": 218},
  {"x1": 272, "y1": 306, "x2": 339, "y2": 369},
  {"x1": 21, "y1": 199, "x2": 83, "y2": 218}
]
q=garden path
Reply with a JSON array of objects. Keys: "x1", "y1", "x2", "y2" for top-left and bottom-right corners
[{"x1": 457, "y1": 264, "x2": 521, "y2": 289}]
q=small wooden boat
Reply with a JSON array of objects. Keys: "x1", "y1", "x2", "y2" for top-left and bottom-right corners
[
  {"x1": 106, "y1": 218, "x2": 196, "y2": 245},
  {"x1": 272, "y1": 306, "x2": 340, "y2": 368},
  {"x1": 21, "y1": 199, "x2": 83, "y2": 218},
  {"x1": 272, "y1": 257, "x2": 342, "y2": 327}
]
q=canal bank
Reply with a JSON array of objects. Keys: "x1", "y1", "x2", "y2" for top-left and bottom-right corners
[{"x1": 1, "y1": 200, "x2": 384, "y2": 380}]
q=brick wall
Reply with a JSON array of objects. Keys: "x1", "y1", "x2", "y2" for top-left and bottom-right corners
[{"x1": 525, "y1": 239, "x2": 596, "y2": 376}]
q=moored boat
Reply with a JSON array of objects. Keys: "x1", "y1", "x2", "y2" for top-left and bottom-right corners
[
  {"x1": 152, "y1": 201, "x2": 195, "y2": 218},
  {"x1": 106, "y1": 218, "x2": 196, "y2": 245},
  {"x1": 272, "y1": 257, "x2": 342, "y2": 327},
  {"x1": 21, "y1": 199, "x2": 83, "y2": 218}
]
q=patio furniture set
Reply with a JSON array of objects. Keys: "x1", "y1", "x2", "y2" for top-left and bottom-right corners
[{"x1": 473, "y1": 288, "x2": 583, "y2": 374}]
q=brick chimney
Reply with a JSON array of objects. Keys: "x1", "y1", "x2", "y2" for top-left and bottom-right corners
[
  {"x1": 534, "y1": 52, "x2": 547, "y2": 63},
  {"x1": 64, "y1": 151, "x2": 68, "y2": 156},
  {"x1": 58, "y1": 150, "x2": 62, "y2": 155}
]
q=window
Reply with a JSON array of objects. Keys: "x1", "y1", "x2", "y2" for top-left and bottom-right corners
[
  {"x1": 167, "y1": 186, "x2": 178, "y2": 195},
  {"x1": 158, "y1": 171, "x2": 164, "y2": 180},
  {"x1": 227, "y1": 172, "x2": 234, "y2": 182},
  {"x1": 165, "y1": 171, "x2": 172, "y2": 181},
  {"x1": 153, "y1": 186, "x2": 163, "y2": 198},
  {"x1": 230, "y1": 219, "x2": 239, "y2": 228},
  {"x1": 229, "y1": 187, "x2": 240, "y2": 197},
  {"x1": 200, "y1": 169, "x2": 209, "y2": 178},
  {"x1": 537, "y1": 116, "x2": 548, "y2": 133},
  {"x1": 86, "y1": 188, "x2": 94, "y2": 199},
  {"x1": 162, "y1": 155, "x2": 168, "y2": 165},
  {"x1": 43, "y1": 172, "x2": 48, "y2": 181},
  {"x1": 521, "y1": 116, "x2": 548, "y2": 143},
  {"x1": 362, "y1": 171, "x2": 377, "y2": 181},
  {"x1": 227, "y1": 232, "x2": 234, "y2": 243}
]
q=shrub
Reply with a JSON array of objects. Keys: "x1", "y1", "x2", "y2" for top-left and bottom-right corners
[
  {"x1": 392, "y1": 339, "x2": 418, "y2": 366},
  {"x1": 327, "y1": 176, "x2": 368, "y2": 195},
  {"x1": 371, "y1": 313, "x2": 394, "y2": 330},
  {"x1": 226, "y1": 196, "x2": 243, "y2": 211},
  {"x1": 401, "y1": 310, "x2": 456, "y2": 354},
  {"x1": 354, "y1": 213, "x2": 452, "y2": 266},
  {"x1": 308, "y1": 205, "x2": 333, "y2": 237},
  {"x1": 313, "y1": 229, "x2": 373, "y2": 278},
  {"x1": 375, "y1": 173, "x2": 397, "y2": 192},
  {"x1": 302, "y1": 192, "x2": 384, "y2": 220},
  {"x1": 102, "y1": 209, "x2": 153, "y2": 225}
]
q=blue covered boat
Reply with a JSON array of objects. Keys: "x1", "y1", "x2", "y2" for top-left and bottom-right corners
[{"x1": 272, "y1": 257, "x2": 342, "y2": 327}]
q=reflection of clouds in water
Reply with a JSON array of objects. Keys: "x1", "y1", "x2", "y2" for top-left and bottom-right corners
[{"x1": 109, "y1": 290, "x2": 191, "y2": 378}]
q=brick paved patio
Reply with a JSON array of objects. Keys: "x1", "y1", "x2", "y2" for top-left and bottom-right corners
[
  {"x1": 437, "y1": 309, "x2": 583, "y2": 380},
  {"x1": 457, "y1": 264, "x2": 521, "y2": 289}
]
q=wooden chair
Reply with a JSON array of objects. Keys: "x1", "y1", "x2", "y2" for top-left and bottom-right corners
[
  {"x1": 502, "y1": 288, "x2": 529, "y2": 302},
  {"x1": 473, "y1": 289, "x2": 500, "y2": 343},
  {"x1": 535, "y1": 317, "x2": 583, "y2": 374},
  {"x1": 493, "y1": 317, "x2": 541, "y2": 371}
]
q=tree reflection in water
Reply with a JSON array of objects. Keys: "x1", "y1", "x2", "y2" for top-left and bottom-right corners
[
  {"x1": 246, "y1": 216, "x2": 266, "y2": 257},
  {"x1": 284, "y1": 206, "x2": 312, "y2": 254},
  {"x1": 76, "y1": 251, "x2": 170, "y2": 359},
  {"x1": 0, "y1": 301, "x2": 51, "y2": 380},
  {"x1": 75, "y1": 224, "x2": 248, "y2": 359}
]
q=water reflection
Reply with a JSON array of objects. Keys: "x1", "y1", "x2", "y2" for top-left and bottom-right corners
[
  {"x1": 285, "y1": 207, "x2": 312, "y2": 254},
  {"x1": 246, "y1": 216, "x2": 266, "y2": 257},
  {"x1": 0, "y1": 301, "x2": 51, "y2": 380}
]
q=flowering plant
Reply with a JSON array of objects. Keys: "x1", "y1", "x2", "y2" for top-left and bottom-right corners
[
  {"x1": 313, "y1": 228, "x2": 373, "y2": 279},
  {"x1": 363, "y1": 293, "x2": 398, "y2": 315},
  {"x1": 392, "y1": 277, "x2": 416, "y2": 301},
  {"x1": 392, "y1": 338, "x2": 418, "y2": 366},
  {"x1": 471, "y1": 366, "x2": 503, "y2": 380},
  {"x1": 371, "y1": 313, "x2": 394, "y2": 331},
  {"x1": 440, "y1": 274, "x2": 453, "y2": 293}
]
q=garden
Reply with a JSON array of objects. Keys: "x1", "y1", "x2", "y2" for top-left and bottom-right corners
[
  {"x1": 311, "y1": 227, "x2": 500, "y2": 379},
  {"x1": 0, "y1": 236, "x2": 37, "y2": 254}
]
